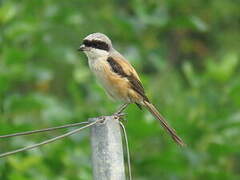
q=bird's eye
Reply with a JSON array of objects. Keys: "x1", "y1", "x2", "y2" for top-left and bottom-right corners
[
  {"x1": 83, "y1": 40, "x2": 92, "y2": 47},
  {"x1": 82, "y1": 40, "x2": 109, "y2": 51}
]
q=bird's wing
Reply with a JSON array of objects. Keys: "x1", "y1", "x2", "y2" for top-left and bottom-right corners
[{"x1": 107, "y1": 55, "x2": 149, "y2": 102}]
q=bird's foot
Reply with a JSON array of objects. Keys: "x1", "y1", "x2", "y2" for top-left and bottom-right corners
[
  {"x1": 113, "y1": 112, "x2": 127, "y2": 122},
  {"x1": 98, "y1": 111, "x2": 127, "y2": 125}
]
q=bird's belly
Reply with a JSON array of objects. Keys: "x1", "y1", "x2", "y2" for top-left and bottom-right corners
[
  {"x1": 96, "y1": 70, "x2": 131, "y2": 102},
  {"x1": 89, "y1": 61, "x2": 131, "y2": 102}
]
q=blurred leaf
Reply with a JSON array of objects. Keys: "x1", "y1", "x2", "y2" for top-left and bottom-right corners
[
  {"x1": 190, "y1": 16, "x2": 208, "y2": 32},
  {"x1": 182, "y1": 61, "x2": 199, "y2": 87},
  {"x1": 206, "y1": 53, "x2": 239, "y2": 83},
  {"x1": 0, "y1": 2, "x2": 17, "y2": 24}
]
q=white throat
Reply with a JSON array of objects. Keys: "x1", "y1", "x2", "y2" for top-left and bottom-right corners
[{"x1": 84, "y1": 48, "x2": 109, "y2": 60}]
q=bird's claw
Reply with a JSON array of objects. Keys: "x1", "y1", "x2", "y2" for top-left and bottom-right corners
[
  {"x1": 113, "y1": 112, "x2": 127, "y2": 122},
  {"x1": 97, "y1": 113, "x2": 127, "y2": 125}
]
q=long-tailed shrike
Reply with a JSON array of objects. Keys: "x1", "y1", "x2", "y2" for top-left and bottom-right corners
[{"x1": 78, "y1": 32, "x2": 185, "y2": 146}]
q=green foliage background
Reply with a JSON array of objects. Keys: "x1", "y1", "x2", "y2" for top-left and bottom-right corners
[{"x1": 0, "y1": 0, "x2": 240, "y2": 179}]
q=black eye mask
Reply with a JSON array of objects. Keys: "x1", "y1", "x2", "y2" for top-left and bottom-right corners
[{"x1": 83, "y1": 40, "x2": 109, "y2": 51}]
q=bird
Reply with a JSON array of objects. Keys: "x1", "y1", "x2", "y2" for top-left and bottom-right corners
[{"x1": 78, "y1": 32, "x2": 185, "y2": 146}]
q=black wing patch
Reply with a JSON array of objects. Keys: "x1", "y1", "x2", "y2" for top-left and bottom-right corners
[
  {"x1": 107, "y1": 57, "x2": 127, "y2": 77},
  {"x1": 107, "y1": 57, "x2": 149, "y2": 102}
]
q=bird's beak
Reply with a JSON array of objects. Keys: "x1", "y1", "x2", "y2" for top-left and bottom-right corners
[{"x1": 78, "y1": 44, "x2": 86, "y2": 51}]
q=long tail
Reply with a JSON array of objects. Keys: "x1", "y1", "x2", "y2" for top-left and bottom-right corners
[{"x1": 144, "y1": 101, "x2": 185, "y2": 146}]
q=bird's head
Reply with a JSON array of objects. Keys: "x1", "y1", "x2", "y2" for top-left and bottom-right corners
[{"x1": 78, "y1": 32, "x2": 112, "y2": 59}]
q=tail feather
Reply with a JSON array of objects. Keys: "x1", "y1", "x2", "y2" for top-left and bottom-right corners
[{"x1": 144, "y1": 101, "x2": 185, "y2": 146}]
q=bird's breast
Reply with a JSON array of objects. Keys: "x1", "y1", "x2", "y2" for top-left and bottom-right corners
[{"x1": 88, "y1": 57, "x2": 132, "y2": 102}]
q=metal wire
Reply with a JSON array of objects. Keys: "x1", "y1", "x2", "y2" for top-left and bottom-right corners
[
  {"x1": 0, "y1": 120, "x2": 100, "y2": 158},
  {"x1": 0, "y1": 122, "x2": 89, "y2": 138},
  {"x1": 119, "y1": 121, "x2": 132, "y2": 180}
]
